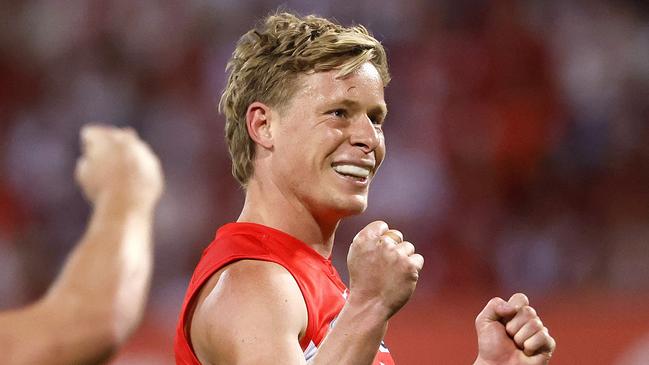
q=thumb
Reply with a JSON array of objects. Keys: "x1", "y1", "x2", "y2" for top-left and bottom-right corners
[
  {"x1": 352, "y1": 220, "x2": 389, "y2": 243},
  {"x1": 475, "y1": 297, "x2": 520, "y2": 361},
  {"x1": 476, "y1": 297, "x2": 518, "y2": 342},
  {"x1": 476, "y1": 297, "x2": 517, "y2": 326}
]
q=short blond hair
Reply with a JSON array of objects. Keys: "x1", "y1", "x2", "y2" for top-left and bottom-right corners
[{"x1": 219, "y1": 12, "x2": 390, "y2": 186}]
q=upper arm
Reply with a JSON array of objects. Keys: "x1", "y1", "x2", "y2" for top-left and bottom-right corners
[{"x1": 190, "y1": 260, "x2": 309, "y2": 365}]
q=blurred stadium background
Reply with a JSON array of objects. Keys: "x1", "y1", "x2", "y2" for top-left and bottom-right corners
[{"x1": 1, "y1": 0, "x2": 648, "y2": 363}]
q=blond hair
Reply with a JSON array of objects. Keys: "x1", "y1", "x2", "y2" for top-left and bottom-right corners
[{"x1": 219, "y1": 12, "x2": 390, "y2": 186}]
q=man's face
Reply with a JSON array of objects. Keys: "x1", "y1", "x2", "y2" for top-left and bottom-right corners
[{"x1": 269, "y1": 62, "x2": 387, "y2": 222}]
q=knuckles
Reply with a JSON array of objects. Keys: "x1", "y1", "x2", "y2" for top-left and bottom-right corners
[
  {"x1": 521, "y1": 305, "x2": 537, "y2": 318},
  {"x1": 77, "y1": 126, "x2": 162, "y2": 193},
  {"x1": 488, "y1": 297, "x2": 506, "y2": 309},
  {"x1": 366, "y1": 220, "x2": 388, "y2": 237},
  {"x1": 529, "y1": 318, "x2": 544, "y2": 332},
  {"x1": 509, "y1": 292, "x2": 530, "y2": 307}
]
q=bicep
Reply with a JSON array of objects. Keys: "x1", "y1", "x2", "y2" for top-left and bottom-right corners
[{"x1": 190, "y1": 260, "x2": 308, "y2": 365}]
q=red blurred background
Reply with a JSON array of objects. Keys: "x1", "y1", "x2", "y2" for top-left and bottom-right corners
[{"x1": 1, "y1": 1, "x2": 648, "y2": 364}]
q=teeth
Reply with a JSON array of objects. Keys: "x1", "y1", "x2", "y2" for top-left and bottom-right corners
[{"x1": 333, "y1": 164, "x2": 371, "y2": 178}]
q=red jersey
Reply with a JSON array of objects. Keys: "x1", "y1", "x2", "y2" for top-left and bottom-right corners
[{"x1": 174, "y1": 222, "x2": 395, "y2": 364}]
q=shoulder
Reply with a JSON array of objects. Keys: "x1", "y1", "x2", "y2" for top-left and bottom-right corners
[
  {"x1": 204, "y1": 259, "x2": 304, "y2": 301},
  {"x1": 190, "y1": 260, "x2": 308, "y2": 363}
]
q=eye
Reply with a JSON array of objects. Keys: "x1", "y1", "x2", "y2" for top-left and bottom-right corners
[
  {"x1": 329, "y1": 109, "x2": 347, "y2": 118},
  {"x1": 369, "y1": 115, "x2": 385, "y2": 126}
]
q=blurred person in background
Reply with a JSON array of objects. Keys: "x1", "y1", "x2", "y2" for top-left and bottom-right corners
[
  {"x1": 175, "y1": 12, "x2": 555, "y2": 365},
  {"x1": 0, "y1": 125, "x2": 164, "y2": 364}
]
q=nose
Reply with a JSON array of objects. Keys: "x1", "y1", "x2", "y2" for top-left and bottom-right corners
[{"x1": 349, "y1": 115, "x2": 381, "y2": 153}]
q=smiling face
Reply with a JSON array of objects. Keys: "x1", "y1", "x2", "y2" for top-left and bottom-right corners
[{"x1": 267, "y1": 62, "x2": 387, "y2": 223}]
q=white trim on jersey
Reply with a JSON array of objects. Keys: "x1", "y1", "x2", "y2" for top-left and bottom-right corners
[{"x1": 304, "y1": 340, "x2": 318, "y2": 361}]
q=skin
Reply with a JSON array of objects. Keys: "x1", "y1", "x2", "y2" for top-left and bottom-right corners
[
  {"x1": 0, "y1": 125, "x2": 164, "y2": 365},
  {"x1": 474, "y1": 293, "x2": 556, "y2": 365},
  {"x1": 189, "y1": 62, "x2": 555, "y2": 365}
]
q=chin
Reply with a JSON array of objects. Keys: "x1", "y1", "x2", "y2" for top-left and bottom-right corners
[
  {"x1": 332, "y1": 196, "x2": 368, "y2": 217},
  {"x1": 310, "y1": 190, "x2": 369, "y2": 221}
]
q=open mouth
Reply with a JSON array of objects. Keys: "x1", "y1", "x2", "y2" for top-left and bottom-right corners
[{"x1": 332, "y1": 163, "x2": 372, "y2": 182}]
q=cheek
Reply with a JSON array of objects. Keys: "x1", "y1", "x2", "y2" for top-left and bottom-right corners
[{"x1": 316, "y1": 125, "x2": 346, "y2": 157}]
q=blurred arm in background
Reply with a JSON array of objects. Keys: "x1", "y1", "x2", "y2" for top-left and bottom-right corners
[{"x1": 0, "y1": 125, "x2": 164, "y2": 365}]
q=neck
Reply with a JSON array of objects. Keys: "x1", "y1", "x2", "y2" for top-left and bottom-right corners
[{"x1": 238, "y1": 178, "x2": 339, "y2": 258}]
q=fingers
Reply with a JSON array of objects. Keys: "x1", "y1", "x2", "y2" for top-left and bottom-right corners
[
  {"x1": 507, "y1": 293, "x2": 529, "y2": 309},
  {"x1": 352, "y1": 222, "x2": 423, "y2": 274},
  {"x1": 354, "y1": 222, "x2": 404, "y2": 247},
  {"x1": 486, "y1": 292, "x2": 530, "y2": 324},
  {"x1": 505, "y1": 304, "x2": 536, "y2": 336},
  {"x1": 395, "y1": 241, "x2": 414, "y2": 256},
  {"x1": 353, "y1": 221, "x2": 389, "y2": 242},
  {"x1": 506, "y1": 306, "x2": 555, "y2": 356},
  {"x1": 512, "y1": 316, "x2": 542, "y2": 347},
  {"x1": 476, "y1": 297, "x2": 516, "y2": 324},
  {"x1": 409, "y1": 253, "x2": 424, "y2": 271},
  {"x1": 384, "y1": 229, "x2": 403, "y2": 243},
  {"x1": 502, "y1": 294, "x2": 555, "y2": 358},
  {"x1": 80, "y1": 124, "x2": 139, "y2": 157},
  {"x1": 75, "y1": 123, "x2": 163, "y2": 205},
  {"x1": 391, "y1": 241, "x2": 422, "y2": 274},
  {"x1": 523, "y1": 328, "x2": 555, "y2": 357},
  {"x1": 81, "y1": 124, "x2": 117, "y2": 148},
  {"x1": 380, "y1": 229, "x2": 417, "y2": 263},
  {"x1": 77, "y1": 124, "x2": 137, "y2": 178}
]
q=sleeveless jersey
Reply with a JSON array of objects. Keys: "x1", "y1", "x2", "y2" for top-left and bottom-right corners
[{"x1": 174, "y1": 222, "x2": 395, "y2": 364}]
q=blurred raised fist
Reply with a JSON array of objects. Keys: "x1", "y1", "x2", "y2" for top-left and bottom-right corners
[{"x1": 75, "y1": 124, "x2": 163, "y2": 209}]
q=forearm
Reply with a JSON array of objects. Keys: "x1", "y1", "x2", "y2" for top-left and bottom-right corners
[
  {"x1": 0, "y1": 125, "x2": 163, "y2": 365},
  {"x1": 0, "y1": 301, "x2": 117, "y2": 365},
  {"x1": 308, "y1": 295, "x2": 389, "y2": 365},
  {"x1": 45, "y1": 194, "x2": 156, "y2": 349}
]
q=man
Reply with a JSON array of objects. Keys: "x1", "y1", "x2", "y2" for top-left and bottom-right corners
[
  {"x1": 0, "y1": 125, "x2": 164, "y2": 364},
  {"x1": 175, "y1": 12, "x2": 555, "y2": 365}
]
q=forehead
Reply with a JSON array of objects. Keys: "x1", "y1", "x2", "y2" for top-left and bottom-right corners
[{"x1": 295, "y1": 62, "x2": 386, "y2": 107}]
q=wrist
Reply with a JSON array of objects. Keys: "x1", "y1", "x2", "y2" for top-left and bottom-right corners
[
  {"x1": 346, "y1": 292, "x2": 392, "y2": 322},
  {"x1": 93, "y1": 189, "x2": 158, "y2": 215},
  {"x1": 335, "y1": 294, "x2": 390, "y2": 345},
  {"x1": 473, "y1": 357, "x2": 497, "y2": 365}
]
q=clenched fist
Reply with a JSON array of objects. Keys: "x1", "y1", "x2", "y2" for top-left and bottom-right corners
[
  {"x1": 75, "y1": 124, "x2": 163, "y2": 210},
  {"x1": 346, "y1": 221, "x2": 424, "y2": 319},
  {"x1": 474, "y1": 293, "x2": 556, "y2": 365}
]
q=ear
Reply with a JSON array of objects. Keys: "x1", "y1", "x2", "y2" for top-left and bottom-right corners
[{"x1": 246, "y1": 101, "x2": 274, "y2": 149}]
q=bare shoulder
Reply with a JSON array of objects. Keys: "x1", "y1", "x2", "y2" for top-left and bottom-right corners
[{"x1": 190, "y1": 260, "x2": 308, "y2": 365}]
